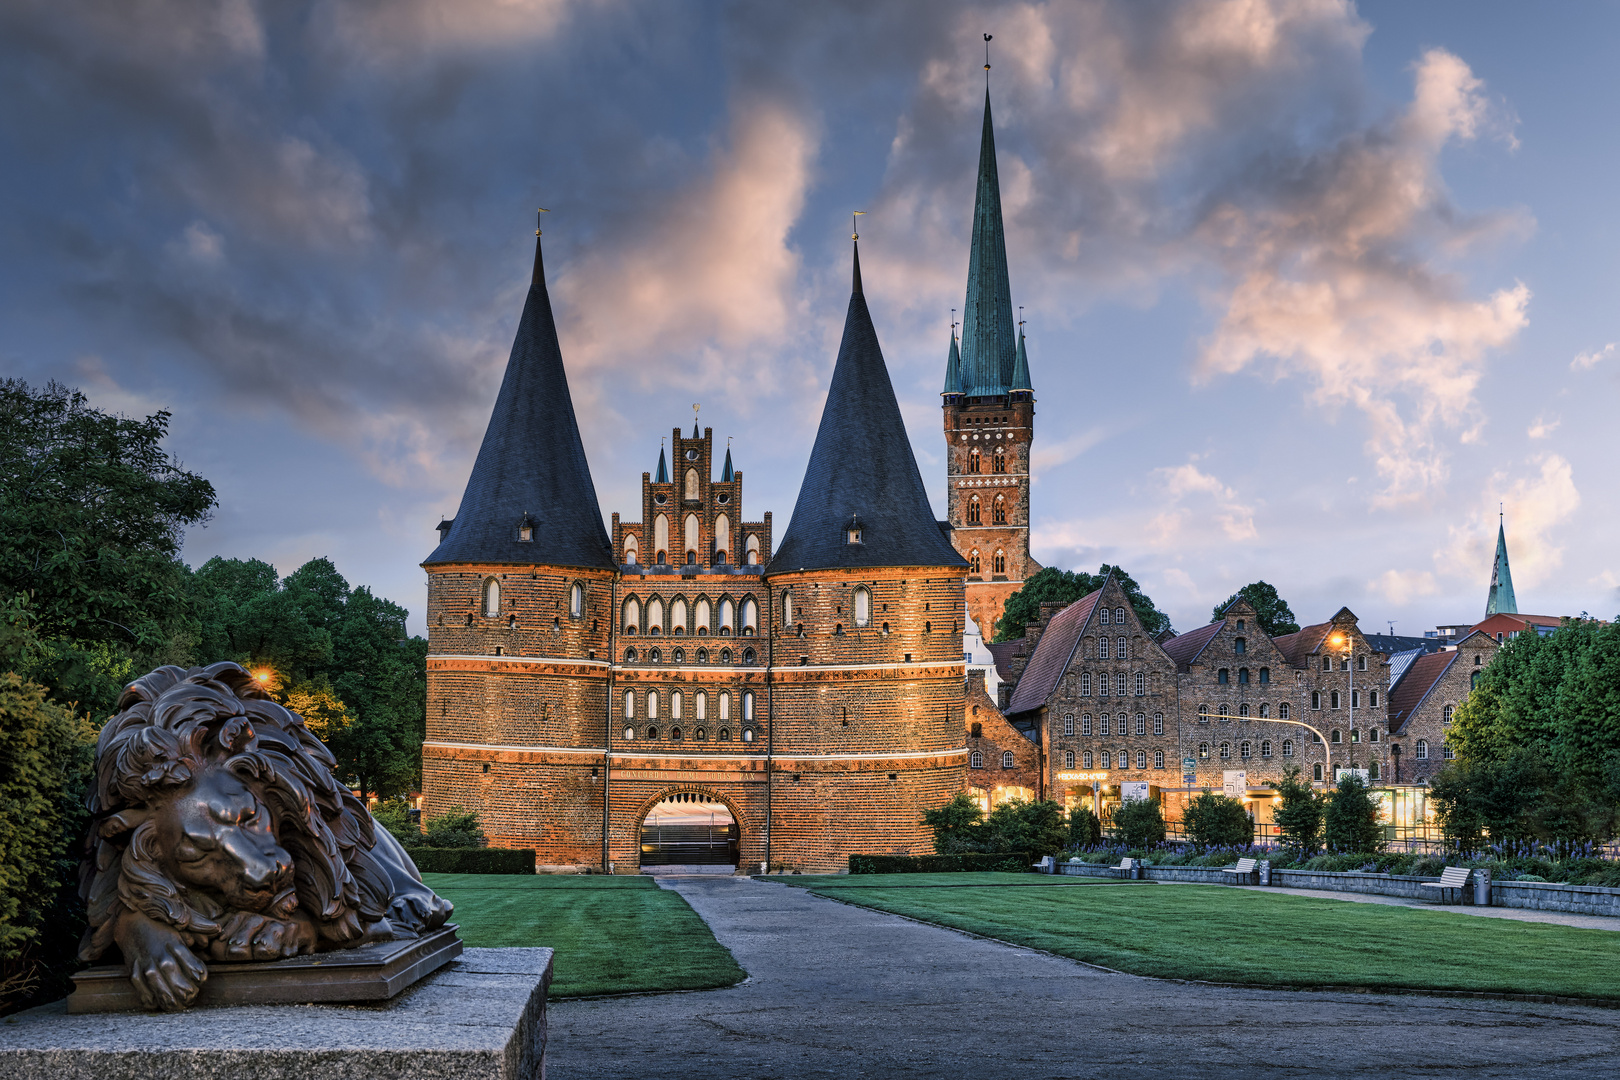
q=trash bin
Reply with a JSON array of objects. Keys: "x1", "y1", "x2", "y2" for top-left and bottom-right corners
[
  {"x1": 1473, "y1": 867, "x2": 1491, "y2": 906},
  {"x1": 1258, "y1": 859, "x2": 1271, "y2": 886}
]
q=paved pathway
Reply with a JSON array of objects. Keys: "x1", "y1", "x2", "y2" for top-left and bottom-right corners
[{"x1": 547, "y1": 876, "x2": 1620, "y2": 1079}]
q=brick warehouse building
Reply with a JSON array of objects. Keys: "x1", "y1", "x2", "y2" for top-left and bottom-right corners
[{"x1": 420, "y1": 85, "x2": 1037, "y2": 872}]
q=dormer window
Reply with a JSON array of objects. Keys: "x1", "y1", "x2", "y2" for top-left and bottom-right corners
[
  {"x1": 846, "y1": 513, "x2": 864, "y2": 545},
  {"x1": 517, "y1": 513, "x2": 534, "y2": 542}
]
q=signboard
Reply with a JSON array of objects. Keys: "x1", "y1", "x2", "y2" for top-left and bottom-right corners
[
  {"x1": 1182, "y1": 757, "x2": 1197, "y2": 784},
  {"x1": 1334, "y1": 767, "x2": 1370, "y2": 784},
  {"x1": 1121, "y1": 781, "x2": 1151, "y2": 803},
  {"x1": 1056, "y1": 772, "x2": 1110, "y2": 782},
  {"x1": 1222, "y1": 770, "x2": 1247, "y2": 799}
]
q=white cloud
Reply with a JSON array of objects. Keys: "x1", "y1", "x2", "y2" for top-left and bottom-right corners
[
  {"x1": 1147, "y1": 459, "x2": 1257, "y2": 545},
  {"x1": 1031, "y1": 425, "x2": 1112, "y2": 474},
  {"x1": 1442, "y1": 453, "x2": 1580, "y2": 591},
  {"x1": 1572, "y1": 342, "x2": 1615, "y2": 371},
  {"x1": 173, "y1": 221, "x2": 226, "y2": 265},
  {"x1": 1527, "y1": 414, "x2": 1559, "y2": 439},
  {"x1": 1371, "y1": 568, "x2": 1439, "y2": 606}
]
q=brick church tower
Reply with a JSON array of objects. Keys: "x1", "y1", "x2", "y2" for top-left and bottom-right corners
[
  {"x1": 420, "y1": 224, "x2": 618, "y2": 867},
  {"x1": 764, "y1": 237, "x2": 970, "y2": 868},
  {"x1": 943, "y1": 88, "x2": 1041, "y2": 641}
]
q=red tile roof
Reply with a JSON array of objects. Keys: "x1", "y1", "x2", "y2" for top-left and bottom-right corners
[
  {"x1": 1005, "y1": 589, "x2": 1102, "y2": 715},
  {"x1": 1159, "y1": 622, "x2": 1222, "y2": 669},
  {"x1": 1272, "y1": 621, "x2": 1333, "y2": 668},
  {"x1": 1469, "y1": 612, "x2": 1565, "y2": 638},
  {"x1": 1388, "y1": 650, "x2": 1457, "y2": 732},
  {"x1": 985, "y1": 639, "x2": 1024, "y2": 684}
]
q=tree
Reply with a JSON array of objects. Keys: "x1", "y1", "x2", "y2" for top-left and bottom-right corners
[
  {"x1": 983, "y1": 799, "x2": 1070, "y2": 857},
  {"x1": 1181, "y1": 791, "x2": 1253, "y2": 849},
  {"x1": 1068, "y1": 806, "x2": 1102, "y2": 847},
  {"x1": 422, "y1": 808, "x2": 488, "y2": 848},
  {"x1": 1269, "y1": 766, "x2": 1324, "y2": 855},
  {"x1": 0, "y1": 380, "x2": 215, "y2": 701},
  {"x1": 923, "y1": 793, "x2": 985, "y2": 853},
  {"x1": 1112, "y1": 797, "x2": 1167, "y2": 849},
  {"x1": 1210, "y1": 581, "x2": 1300, "y2": 637},
  {"x1": 1322, "y1": 774, "x2": 1385, "y2": 853},
  {"x1": 994, "y1": 565, "x2": 1173, "y2": 642}
]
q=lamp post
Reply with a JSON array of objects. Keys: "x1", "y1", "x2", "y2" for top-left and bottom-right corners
[
  {"x1": 1207, "y1": 712, "x2": 1331, "y2": 786},
  {"x1": 1329, "y1": 631, "x2": 1353, "y2": 784}
]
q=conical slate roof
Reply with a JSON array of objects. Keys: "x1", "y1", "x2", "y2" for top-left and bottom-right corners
[
  {"x1": 768, "y1": 242, "x2": 966, "y2": 574},
  {"x1": 655, "y1": 445, "x2": 669, "y2": 484},
  {"x1": 942, "y1": 330, "x2": 962, "y2": 395},
  {"x1": 1486, "y1": 516, "x2": 1518, "y2": 616},
  {"x1": 959, "y1": 90, "x2": 1017, "y2": 397},
  {"x1": 424, "y1": 233, "x2": 613, "y2": 570},
  {"x1": 1011, "y1": 327, "x2": 1032, "y2": 391},
  {"x1": 721, "y1": 445, "x2": 734, "y2": 482}
]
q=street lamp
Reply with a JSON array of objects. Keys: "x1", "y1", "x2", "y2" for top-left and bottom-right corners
[{"x1": 1206, "y1": 712, "x2": 1331, "y2": 785}]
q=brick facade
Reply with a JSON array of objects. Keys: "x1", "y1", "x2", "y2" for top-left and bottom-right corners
[
  {"x1": 964, "y1": 676, "x2": 1040, "y2": 810},
  {"x1": 943, "y1": 396, "x2": 1041, "y2": 637},
  {"x1": 1388, "y1": 630, "x2": 1499, "y2": 786}
]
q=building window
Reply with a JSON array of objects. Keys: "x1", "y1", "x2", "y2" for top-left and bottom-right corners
[
  {"x1": 1218, "y1": 668, "x2": 1229, "y2": 685},
  {"x1": 967, "y1": 496, "x2": 981, "y2": 524},
  {"x1": 1281, "y1": 739, "x2": 1293, "y2": 757},
  {"x1": 1154, "y1": 712, "x2": 1164, "y2": 735},
  {"x1": 1065, "y1": 750, "x2": 1075, "y2": 768},
  {"x1": 1311, "y1": 691, "x2": 1321, "y2": 710},
  {"x1": 482, "y1": 578, "x2": 501, "y2": 617},
  {"x1": 782, "y1": 591, "x2": 793, "y2": 627},
  {"x1": 1313, "y1": 762, "x2": 1324, "y2": 781},
  {"x1": 1474, "y1": 653, "x2": 1482, "y2": 666},
  {"x1": 1100, "y1": 751, "x2": 1111, "y2": 768},
  {"x1": 1471, "y1": 671, "x2": 1481, "y2": 689},
  {"x1": 624, "y1": 690, "x2": 634, "y2": 718},
  {"x1": 993, "y1": 449, "x2": 1006, "y2": 473},
  {"x1": 1259, "y1": 667, "x2": 1270, "y2": 685},
  {"x1": 1081, "y1": 714, "x2": 1092, "y2": 736},
  {"x1": 1369, "y1": 690, "x2": 1378, "y2": 707},
  {"x1": 1133, "y1": 751, "x2": 1144, "y2": 769},
  {"x1": 1135, "y1": 713, "x2": 1146, "y2": 735},
  {"x1": 623, "y1": 596, "x2": 640, "y2": 634},
  {"x1": 1239, "y1": 741, "x2": 1252, "y2": 759},
  {"x1": 1260, "y1": 740, "x2": 1272, "y2": 758},
  {"x1": 971, "y1": 751, "x2": 984, "y2": 768},
  {"x1": 1331, "y1": 690, "x2": 1341, "y2": 710},
  {"x1": 1001, "y1": 751, "x2": 1014, "y2": 768},
  {"x1": 1117, "y1": 712, "x2": 1129, "y2": 735},
  {"x1": 1279, "y1": 703, "x2": 1291, "y2": 720},
  {"x1": 720, "y1": 598, "x2": 735, "y2": 634},
  {"x1": 742, "y1": 646, "x2": 756, "y2": 665},
  {"x1": 1098, "y1": 637, "x2": 1110, "y2": 660},
  {"x1": 1198, "y1": 704, "x2": 1209, "y2": 723},
  {"x1": 1330, "y1": 729, "x2": 1342, "y2": 744},
  {"x1": 1198, "y1": 742, "x2": 1210, "y2": 760},
  {"x1": 648, "y1": 647, "x2": 661, "y2": 663},
  {"x1": 1442, "y1": 741, "x2": 1454, "y2": 760},
  {"x1": 671, "y1": 692, "x2": 684, "y2": 720},
  {"x1": 670, "y1": 726, "x2": 682, "y2": 742},
  {"x1": 993, "y1": 550, "x2": 1006, "y2": 574},
  {"x1": 1351, "y1": 690, "x2": 1360, "y2": 709},
  {"x1": 1369, "y1": 727, "x2": 1379, "y2": 743},
  {"x1": 743, "y1": 691, "x2": 755, "y2": 722},
  {"x1": 1415, "y1": 739, "x2": 1429, "y2": 760},
  {"x1": 854, "y1": 587, "x2": 871, "y2": 628},
  {"x1": 1238, "y1": 668, "x2": 1250, "y2": 686},
  {"x1": 1322, "y1": 656, "x2": 1331, "y2": 672},
  {"x1": 993, "y1": 495, "x2": 1007, "y2": 524},
  {"x1": 1114, "y1": 608, "x2": 1126, "y2": 624},
  {"x1": 1116, "y1": 674, "x2": 1127, "y2": 696},
  {"x1": 1099, "y1": 715, "x2": 1110, "y2": 736},
  {"x1": 969, "y1": 448, "x2": 981, "y2": 473},
  {"x1": 742, "y1": 728, "x2": 755, "y2": 744},
  {"x1": 1083, "y1": 751, "x2": 1093, "y2": 768},
  {"x1": 624, "y1": 647, "x2": 637, "y2": 663},
  {"x1": 1154, "y1": 750, "x2": 1164, "y2": 769},
  {"x1": 684, "y1": 467, "x2": 699, "y2": 501},
  {"x1": 745, "y1": 534, "x2": 760, "y2": 564},
  {"x1": 1358, "y1": 655, "x2": 1367, "y2": 671},
  {"x1": 1442, "y1": 705, "x2": 1454, "y2": 725},
  {"x1": 1063, "y1": 715, "x2": 1075, "y2": 736},
  {"x1": 694, "y1": 727, "x2": 706, "y2": 742},
  {"x1": 1100, "y1": 608, "x2": 1111, "y2": 626},
  {"x1": 1234, "y1": 637, "x2": 1246, "y2": 655},
  {"x1": 740, "y1": 597, "x2": 758, "y2": 635},
  {"x1": 1259, "y1": 703, "x2": 1271, "y2": 719},
  {"x1": 645, "y1": 725, "x2": 658, "y2": 741},
  {"x1": 647, "y1": 596, "x2": 664, "y2": 635},
  {"x1": 1219, "y1": 742, "x2": 1231, "y2": 760},
  {"x1": 623, "y1": 726, "x2": 634, "y2": 741},
  {"x1": 719, "y1": 727, "x2": 731, "y2": 742},
  {"x1": 1135, "y1": 672, "x2": 1146, "y2": 696},
  {"x1": 623, "y1": 534, "x2": 639, "y2": 564},
  {"x1": 713, "y1": 514, "x2": 731, "y2": 563},
  {"x1": 1218, "y1": 703, "x2": 1230, "y2": 723},
  {"x1": 569, "y1": 582, "x2": 585, "y2": 618},
  {"x1": 1081, "y1": 673, "x2": 1091, "y2": 696}
]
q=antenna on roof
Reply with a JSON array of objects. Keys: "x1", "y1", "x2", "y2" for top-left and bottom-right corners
[{"x1": 983, "y1": 33, "x2": 992, "y2": 87}]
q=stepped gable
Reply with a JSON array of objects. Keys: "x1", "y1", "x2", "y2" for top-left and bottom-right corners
[
  {"x1": 959, "y1": 89, "x2": 1018, "y2": 397},
  {"x1": 1388, "y1": 650, "x2": 1458, "y2": 733},
  {"x1": 768, "y1": 240, "x2": 966, "y2": 574},
  {"x1": 1160, "y1": 622, "x2": 1223, "y2": 670},
  {"x1": 425, "y1": 231, "x2": 613, "y2": 570},
  {"x1": 1005, "y1": 589, "x2": 1102, "y2": 715}
]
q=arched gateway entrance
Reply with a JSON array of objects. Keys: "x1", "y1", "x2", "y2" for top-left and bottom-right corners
[{"x1": 639, "y1": 793, "x2": 739, "y2": 868}]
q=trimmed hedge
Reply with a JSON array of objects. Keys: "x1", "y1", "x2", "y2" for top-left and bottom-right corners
[
  {"x1": 411, "y1": 847, "x2": 536, "y2": 875},
  {"x1": 849, "y1": 852, "x2": 1033, "y2": 874}
]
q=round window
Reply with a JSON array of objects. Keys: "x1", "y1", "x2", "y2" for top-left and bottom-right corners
[{"x1": 684, "y1": 449, "x2": 699, "y2": 461}]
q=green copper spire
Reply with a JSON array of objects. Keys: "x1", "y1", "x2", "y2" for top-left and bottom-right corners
[
  {"x1": 942, "y1": 328, "x2": 962, "y2": 396},
  {"x1": 1011, "y1": 325, "x2": 1032, "y2": 392},
  {"x1": 655, "y1": 444, "x2": 668, "y2": 484},
  {"x1": 1486, "y1": 513, "x2": 1518, "y2": 616},
  {"x1": 959, "y1": 89, "x2": 1017, "y2": 397},
  {"x1": 721, "y1": 444, "x2": 734, "y2": 482}
]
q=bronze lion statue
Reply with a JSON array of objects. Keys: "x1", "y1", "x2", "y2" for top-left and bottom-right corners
[{"x1": 78, "y1": 662, "x2": 454, "y2": 1010}]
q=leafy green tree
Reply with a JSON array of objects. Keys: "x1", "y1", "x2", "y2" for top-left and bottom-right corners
[
  {"x1": 1269, "y1": 766, "x2": 1324, "y2": 855},
  {"x1": 1181, "y1": 791, "x2": 1253, "y2": 849},
  {"x1": 1323, "y1": 774, "x2": 1385, "y2": 852},
  {"x1": 1068, "y1": 806, "x2": 1102, "y2": 847},
  {"x1": 422, "y1": 808, "x2": 488, "y2": 848},
  {"x1": 1210, "y1": 581, "x2": 1300, "y2": 637},
  {"x1": 370, "y1": 798, "x2": 422, "y2": 848},
  {"x1": 983, "y1": 799, "x2": 1070, "y2": 857},
  {"x1": 994, "y1": 565, "x2": 1172, "y2": 642},
  {"x1": 923, "y1": 793, "x2": 985, "y2": 853},
  {"x1": 0, "y1": 380, "x2": 215, "y2": 713},
  {"x1": 1112, "y1": 797, "x2": 1167, "y2": 849}
]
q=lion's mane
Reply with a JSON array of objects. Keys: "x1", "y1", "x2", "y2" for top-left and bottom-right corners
[{"x1": 79, "y1": 661, "x2": 449, "y2": 962}]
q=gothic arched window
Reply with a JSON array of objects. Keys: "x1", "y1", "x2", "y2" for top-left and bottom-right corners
[
  {"x1": 993, "y1": 448, "x2": 1006, "y2": 473},
  {"x1": 853, "y1": 587, "x2": 872, "y2": 628},
  {"x1": 569, "y1": 582, "x2": 584, "y2": 618},
  {"x1": 655, "y1": 514, "x2": 670, "y2": 561},
  {"x1": 684, "y1": 468, "x2": 699, "y2": 501},
  {"x1": 622, "y1": 596, "x2": 640, "y2": 634},
  {"x1": 968, "y1": 448, "x2": 981, "y2": 474},
  {"x1": 992, "y1": 550, "x2": 1006, "y2": 574},
  {"x1": 714, "y1": 514, "x2": 731, "y2": 563},
  {"x1": 992, "y1": 495, "x2": 1007, "y2": 524},
  {"x1": 622, "y1": 533, "x2": 638, "y2": 564},
  {"x1": 967, "y1": 496, "x2": 981, "y2": 524},
  {"x1": 482, "y1": 577, "x2": 500, "y2": 617},
  {"x1": 969, "y1": 550, "x2": 981, "y2": 575}
]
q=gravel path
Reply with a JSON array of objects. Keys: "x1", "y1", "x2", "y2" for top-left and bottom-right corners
[{"x1": 546, "y1": 875, "x2": 1620, "y2": 1079}]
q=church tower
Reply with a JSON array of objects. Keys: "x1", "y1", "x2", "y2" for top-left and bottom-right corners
[
  {"x1": 944, "y1": 86, "x2": 1041, "y2": 641},
  {"x1": 1486, "y1": 512, "x2": 1518, "y2": 616}
]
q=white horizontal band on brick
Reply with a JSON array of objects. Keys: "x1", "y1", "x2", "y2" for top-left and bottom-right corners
[
  {"x1": 423, "y1": 740, "x2": 967, "y2": 764},
  {"x1": 616, "y1": 660, "x2": 967, "y2": 675},
  {"x1": 430, "y1": 654, "x2": 611, "y2": 668}
]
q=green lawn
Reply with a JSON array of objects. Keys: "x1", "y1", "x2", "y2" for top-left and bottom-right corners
[
  {"x1": 422, "y1": 873, "x2": 745, "y2": 998},
  {"x1": 793, "y1": 877, "x2": 1620, "y2": 1000},
  {"x1": 764, "y1": 872, "x2": 1133, "y2": 890}
]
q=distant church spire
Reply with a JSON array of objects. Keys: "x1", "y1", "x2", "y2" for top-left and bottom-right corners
[
  {"x1": 1486, "y1": 510, "x2": 1518, "y2": 616},
  {"x1": 942, "y1": 320, "x2": 962, "y2": 396},
  {"x1": 957, "y1": 83, "x2": 1019, "y2": 397},
  {"x1": 721, "y1": 441, "x2": 734, "y2": 482},
  {"x1": 655, "y1": 441, "x2": 669, "y2": 484}
]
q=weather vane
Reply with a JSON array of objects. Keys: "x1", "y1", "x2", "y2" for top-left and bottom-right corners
[
  {"x1": 984, "y1": 33, "x2": 992, "y2": 84},
  {"x1": 536, "y1": 207, "x2": 549, "y2": 236},
  {"x1": 951, "y1": 307, "x2": 957, "y2": 335},
  {"x1": 852, "y1": 209, "x2": 865, "y2": 240},
  {"x1": 1018, "y1": 304, "x2": 1025, "y2": 330}
]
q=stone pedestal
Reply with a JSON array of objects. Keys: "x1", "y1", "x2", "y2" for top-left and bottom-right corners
[{"x1": 0, "y1": 946, "x2": 551, "y2": 1080}]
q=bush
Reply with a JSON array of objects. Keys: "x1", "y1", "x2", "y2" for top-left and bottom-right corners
[
  {"x1": 1182, "y1": 791, "x2": 1253, "y2": 850},
  {"x1": 1112, "y1": 797, "x2": 1166, "y2": 849},
  {"x1": 371, "y1": 797, "x2": 422, "y2": 847},
  {"x1": 1323, "y1": 774, "x2": 1385, "y2": 853},
  {"x1": 0, "y1": 672, "x2": 95, "y2": 1016},
  {"x1": 920, "y1": 796, "x2": 1068, "y2": 857},
  {"x1": 410, "y1": 847, "x2": 535, "y2": 874},
  {"x1": 848, "y1": 852, "x2": 1033, "y2": 874},
  {"x1": 1269, "y1": 766, "x2": 1324, "y2": 856},
  {"x1": 422, "y1": 807, "x2": 487, "y2": 849},
  {"x1": 922, "y1": 793, "x2": 984, "y2": 853},
  {"x1": 1068, "y1": 806, "x2": 1102, "y2": 848}
]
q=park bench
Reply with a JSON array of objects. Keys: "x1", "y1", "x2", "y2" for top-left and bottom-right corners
[
  {"x1": 1220, "y1": 857, "x2": 1260, "y2": 884},
  {"x1": 1109, "y1": 856, "x2": 1140, "y2": 880},
  {"x1": 1419, "y1": 866, "x2": 1473, "y2": 904}
]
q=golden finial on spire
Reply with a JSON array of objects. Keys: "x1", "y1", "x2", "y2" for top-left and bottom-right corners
[
  {"x1": 984, "y1": 33, "x2": 992, "y2": 82},
  {"x1": 536, "y1": 207, "x2": 549, "y2": 236},
  {"x1": 852, "y1": 210, "x2": 865, "y2": 240}
]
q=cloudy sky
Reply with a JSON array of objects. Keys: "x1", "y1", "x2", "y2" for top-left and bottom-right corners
[{"x1": 4, "y1": 0, "x2": 1617, "y2": 639}]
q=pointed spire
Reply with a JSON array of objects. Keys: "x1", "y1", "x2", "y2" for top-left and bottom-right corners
[
  {"x1": 1486, "y1": 512, "x2": 1518, "y2": 616},
  {"x1": 721, "y1": 443, "x2": 734, "y2": 482},
  {"x1": 959, "y1": 89, "x2": 1017, "y2": 397},
  {"x1": 655, "y1": 442, "x2": 669, "y2": 484},
  {"x1": 426, "y1": 220, "x2": 613, "y2": 569},
  {"x1": 943, "y1": 325, "x2": 963, "y2": 396},
  {"x1": 1011, "y1": 324, "x2": 1032, "y2": 392},
  {"x1": 769, "y1": 239, "x2": 966, "y2": 574}
]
